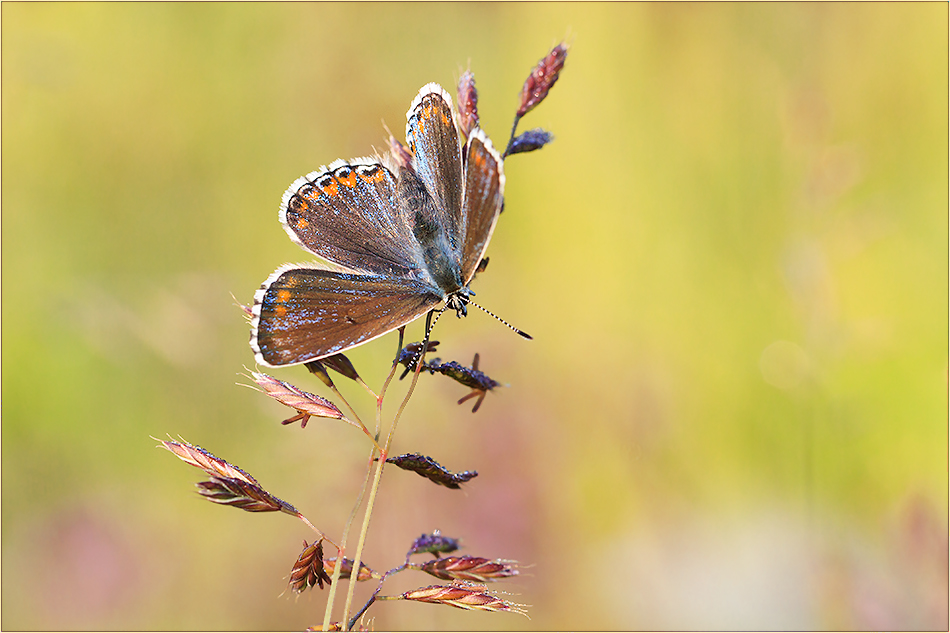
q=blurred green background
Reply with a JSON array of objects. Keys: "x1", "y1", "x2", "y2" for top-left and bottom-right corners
[{"x1": 2, "y1": 3, "x2": 947, "y2": 630}]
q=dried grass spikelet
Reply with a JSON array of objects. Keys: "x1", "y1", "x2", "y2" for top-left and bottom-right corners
[
  {"x1": 386, "y1": 453, "x2": 477, "y2": 489},
  {"x1": 314, "y1": 354, "x2": 361, "y2": 382},
  {"x1": 517, "y1": 43, "x2": 568, "y2": 118},
  {"x1": 396, "y1": 340, "x2": 440, "y2": 379},
  {"x1": 160, "y1": 438, "x2": 256, "y2": 481},
  {"x1": 406, "y1": 530, "x2": 461, "y2": 558},
  {"x1": 304, "y1": 359, "x2": 336, "y2": 388},
  {"x1": 195, "y1": 475, "x2": 297, "y2": 514},
  {"x1": 394, "y1": 584, "x2": 527, "y2": 616},
  {"x1": 249, "y1": 371, "x2": 350, "y2": 428},
  {"x1": 290, "y1": 539, "x2": 333, "y2": 592},
  {"x1": 427, "y1": 353, "x2": 501, "y2": 413},
  {"x1": 159, "y1": 438, "x2": 298, "y2": 515},
  {"x1": 395, "y1": 344, "x2": 501, "y2": 413},
  {"x1": 504, "y1": 41, "x2": 568, "y2": 160},
  {"x1": 507, "y1": 128, "x2": 555, "y2": 156},
  {"x1": 306, "y1": 353, "x2": 380, "y2": 400},
  {"x1": 388, "y1": 134, "x2": 414, "y2": 170},
  {"x1": 416, "y1": 556, "x2": 518, "y2": 582},
  {"x1": 457, "y1": 70, "x2": 479, "y2": 140},
  {"x1": 323, "y1": 556, "x2": 378, "y2": 582}
]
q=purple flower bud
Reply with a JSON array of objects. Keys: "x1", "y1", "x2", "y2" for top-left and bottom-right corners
[{"x1": 507, "y1": 128, "x2": 554, "y2": 155}]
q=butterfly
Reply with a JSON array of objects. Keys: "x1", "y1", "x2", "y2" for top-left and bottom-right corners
[{"x1": 250, "y1": 83, "x2": 507, "y2": 367}]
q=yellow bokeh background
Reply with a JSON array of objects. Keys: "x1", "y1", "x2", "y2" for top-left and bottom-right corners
[{"x1": 2, "y1": 3, "x2": 946, "y2": 630}]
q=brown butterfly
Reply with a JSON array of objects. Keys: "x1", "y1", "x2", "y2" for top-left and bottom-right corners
[{"x1": 250, "y1": 84, "x2": 512, "y2": 367}]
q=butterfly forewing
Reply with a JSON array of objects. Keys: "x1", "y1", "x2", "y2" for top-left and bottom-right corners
[
  {"x1": 280, "y1": 160, "x2": 424, "y2": 277},
  {"x1": 459, "y1": 129, "x2": 505, "y2": 283},
  {"x1": 252, "y1": 266, "x2": 443, "y2": 367},
  {"x1": 405, "y1": 84, "x2": 464, "y2": 252}
]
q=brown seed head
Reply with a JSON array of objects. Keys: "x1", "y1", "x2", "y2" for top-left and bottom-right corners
[
  {"x1": 398, "y1": 584, "x2": 527, "y2": 616},
  {"x1": 304, "y1": 360, "x2": 335, "y2": 388},
  {"x1": 158, "y1": 439, "x2": 298, "y2": 515},
  {"x1": 517, "y1": 43, "x2": 568, "y2": 118},
  {"x1": 319, "y1": 353, "x2": 361, "y2": 382},
  {"x1": 290, "y1": 539, "x2": 333, "y2": 592},
  {"x1": 457, "y1": 70, "x2": 479, "y2": 139},
  {"x1": 418, "y1": 556, "x2": 519, "y2": 582},
  {"x1": 196, "y1": 475, "x2": 298, "y2": 515},
  {"x1": 159, "y1": 439, "x2": 259, "y2": 485},
  {"x1": 250, "y1": 371, "x2": 348, "y2": 428}
]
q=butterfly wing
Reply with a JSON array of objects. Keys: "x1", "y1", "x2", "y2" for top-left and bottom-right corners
[
  {"x1": 459, "y1": 128, "x2": 505, "y2": 283},
  {"x1": 405, "y1": 84, "x2": 464, "y2": 253},
  {"x1": 251, "y1": 264, "x2": 443, "y2": 367},
  {"x1": 280, "y1": 159, "x2": 424, "y2": 277}
]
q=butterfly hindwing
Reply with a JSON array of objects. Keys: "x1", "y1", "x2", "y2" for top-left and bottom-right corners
[{"x1": 459, "y1": 128, "x2": 505, "y2": 283}]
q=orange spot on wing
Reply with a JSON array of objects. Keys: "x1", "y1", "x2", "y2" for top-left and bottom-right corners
[
  {"x1": 337, "y1": 170, "x2": 358, "y2": 188},
  {"x1": 277, "y1": 289, "x2": 291, "y2": 303},
  {"x1": 422, "y1": 103, "x2": 451, "y2": 129},
  {"x1": 296, "y1": 218, "x2": 309, "y2": 229},
  {"x1": 274, "y1": 305, "x2": 287, "y2": 318},
  {"x1": 322, "y1": 180, "x2": 339, "y2": 197},
  {"x1": 362, "y1": 168, "x2": 386, "y2": 183}
]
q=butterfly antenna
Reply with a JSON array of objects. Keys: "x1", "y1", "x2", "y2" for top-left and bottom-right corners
[
  {"x1": 468, "y1": 300, "x2": 533, "y2": 340},
  {"x1": 425, "y1": 307, "x2": 447, "y2": 339}
]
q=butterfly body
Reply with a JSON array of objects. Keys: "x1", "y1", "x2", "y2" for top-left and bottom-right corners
[{"x1": 250, "y1": 84, "x2": 504, "y2": 367}]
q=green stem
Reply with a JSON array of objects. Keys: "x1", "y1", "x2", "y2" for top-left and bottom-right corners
[
  {"x1": 321, "y1": 443, "x2": 377, "y2": 631},
  {"x1": 340, "y1": 443, "x2": 387, "y2": 629},
  {"x1": 341, "y1": 335, "x2": 429, "y2": 630}
]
